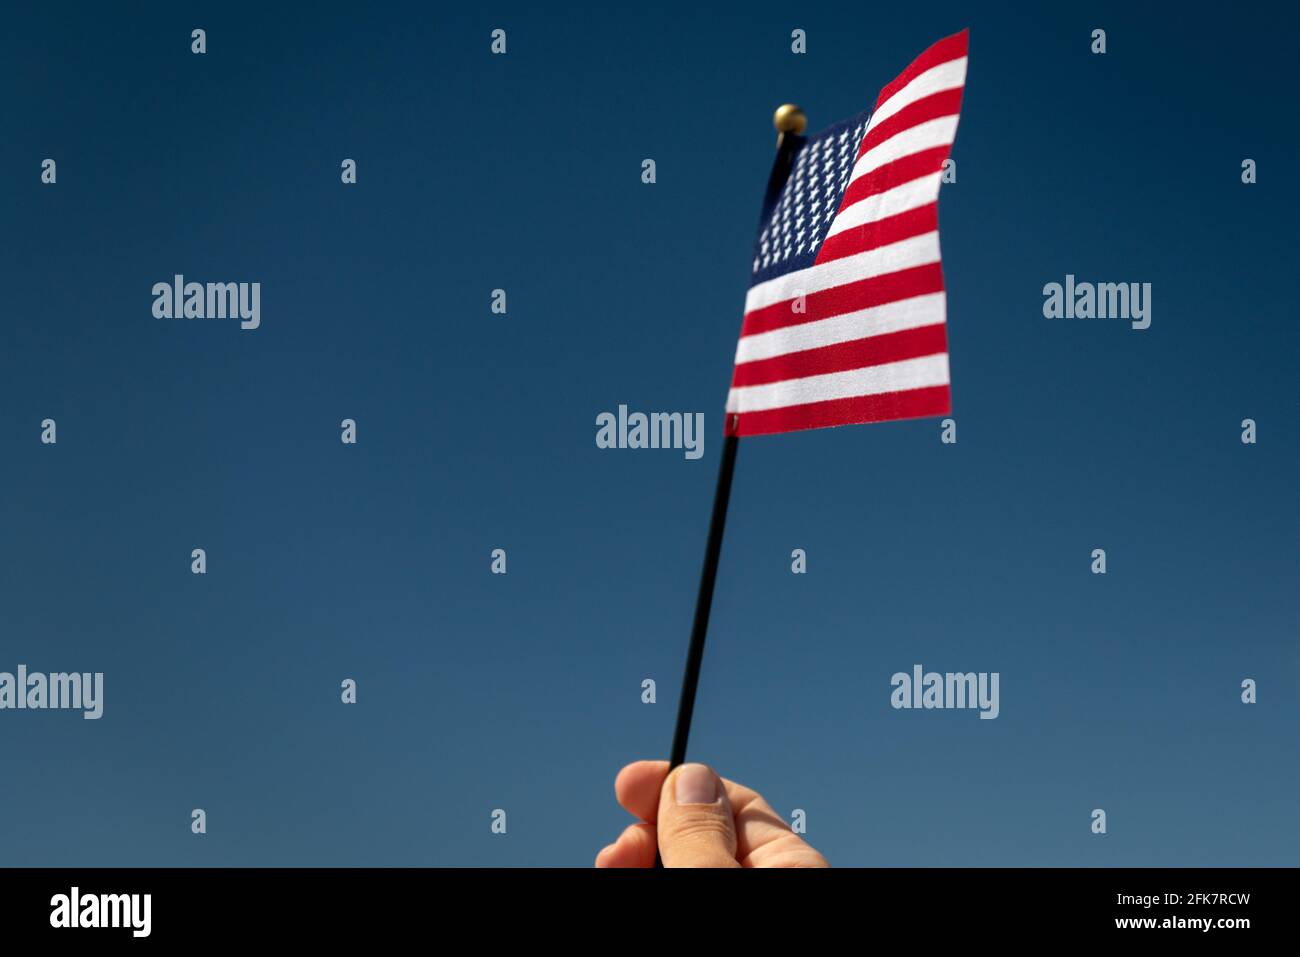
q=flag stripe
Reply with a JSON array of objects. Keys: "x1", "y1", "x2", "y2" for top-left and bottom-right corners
[
  {"x1": 742, "y1": 260, "x2": 944, "y2": 339},
  {"x1": 824, "y1": 173, "x2": 941, "y2": 241},
  {"x1": 744, "y1": 231, "x2": 940, "y2": 315},
  {"x1": 874, "y1": 34, "x2": 968, "y2": 112},
  {"x1": 734, "y1": 291, "x2": 946, "y2": 364},
  {"x1": 726, "y1": 353, "x2": 949, "y2": 413},
  {"x1": 731, "y1": 322, "x2": 948, "y2": 387},
  {"x1": 856, "y1": 86, "x2": 965, "y2": 161},
  {"x1": 726, "y1": 385, "x2": 952, "y2": 437},
  {"x1": 836, "y1": 146, "x2": 952, "y2": 216},
  {"x1": 846, "y1": 115, "x2": 960, "y2": 189},
  {"x1": 818, "y1": 200, "x2": 938, "y2": 264}
]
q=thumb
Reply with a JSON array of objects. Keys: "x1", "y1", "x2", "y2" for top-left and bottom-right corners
[{"x1": 657, "y1": 764, "x2": 740, "y2": 868}]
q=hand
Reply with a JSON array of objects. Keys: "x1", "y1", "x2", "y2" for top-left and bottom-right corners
[{"x1": 595, "y1": 760, "x2": 829, "y2": 868}]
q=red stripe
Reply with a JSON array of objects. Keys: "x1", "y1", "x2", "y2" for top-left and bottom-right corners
[
  {"x1": 814, "y1": 202, "x2": 938, "y2": 266},
  {"x1": 836, "y1": 147, "x2": 951, "y2": 213},
  {"x1": 741, "y1": 262, "x2": 945, "y2": 338},
  {"x1": 856, "y1": 87, "x2": 965, "y2": 160},
  {"x1": 727, "y1": 385, "x2": 951, "y2": 437},
  {"x1": 874, "y1": 29, "x2": 969, "y2": 111},
  {"x1": 731, "y1": 323, "x2": 949, "y2": 388}
]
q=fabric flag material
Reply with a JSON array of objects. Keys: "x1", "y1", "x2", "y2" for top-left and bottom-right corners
[{"x1": 725, "y1": 30, "x2": 968, "y2": 437}]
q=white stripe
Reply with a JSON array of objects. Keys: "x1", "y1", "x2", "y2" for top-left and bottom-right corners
[
  {"x1": 744, "y1": 231, "x2": 940, "y2": 314},
  {"x1": 824, "y1": 172, "x2": 942, "y2": 239},
  {"x1": 726, "y1": 354, "x2": 950, "y2": 413},
  {"x1": 734, "y1": 293, "x2": 945, "y2": 364},
  {"x1": 868, "y1": 56, "x2": 967, "y2": 131},
  {"x1": 847, "y1": 115, "x2": 960, "y2": 187}
]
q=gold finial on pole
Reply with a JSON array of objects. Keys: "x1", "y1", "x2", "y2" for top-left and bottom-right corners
[
  {"x1": 764, "y1": 104, "x2": 806, "y2": 205},
  {"x1": 773, "y1": 103, "x2": 807, "y2": 138}
]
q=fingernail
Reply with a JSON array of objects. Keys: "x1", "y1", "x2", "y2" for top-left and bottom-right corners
[{"x1": 674, "y1": 764, "x2": 719, "y2": 805}]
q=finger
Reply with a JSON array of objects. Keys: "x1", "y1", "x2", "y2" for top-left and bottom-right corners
[
  {"x1": 616, "y1": 759, "x2": 826, "y2": 866},
  {"x1": 615, "y1": 760, "x2": 671, "y2": 822},
  {"x1": 656, "y1": 764, "x2": 740, "y2": 868},
  {"x1": 719, "y1": 779, "x2": 825, "y2": 866},
  {"x1": 615, "y1": 759, "x2": 794, "y2": 851},
  {"x1": 594, "y1": 822, "x2": 658, "y2": 868}
]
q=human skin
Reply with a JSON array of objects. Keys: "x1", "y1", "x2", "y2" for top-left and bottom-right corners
[{"x1": 595, "y1": 760, "x2": 830, "y2": 868}]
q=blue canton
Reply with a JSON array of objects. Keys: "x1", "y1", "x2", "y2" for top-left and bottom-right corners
[{"x1": 750, "y1": 109, "x2": 871, "y2": 288}]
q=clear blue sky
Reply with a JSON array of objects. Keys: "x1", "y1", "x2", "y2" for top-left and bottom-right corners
[{"x1": 2, "y1": 1, "x2": 1296, "y2": 866}]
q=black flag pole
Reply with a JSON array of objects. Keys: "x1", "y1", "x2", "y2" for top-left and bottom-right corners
[
  {"x1": 664, "y1": 104, "x2": 808, "y2": 774},
  {"x1": 667, "y1": 429, "x2": 739, "y2": 769}
]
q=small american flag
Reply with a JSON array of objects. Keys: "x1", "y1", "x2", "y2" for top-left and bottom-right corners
[{"x1": 726, "y1": 30, "x2": 968, "y2": 437}]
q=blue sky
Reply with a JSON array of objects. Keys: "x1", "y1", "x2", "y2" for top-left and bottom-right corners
[{"x1": 1, "y1": 2, "x2": 1296, "y2": 866}]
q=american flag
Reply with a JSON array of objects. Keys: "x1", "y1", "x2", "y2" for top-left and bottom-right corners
[{"x1": 725, "y1": 30, "x2": 968, "y2": 437}]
